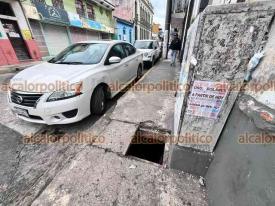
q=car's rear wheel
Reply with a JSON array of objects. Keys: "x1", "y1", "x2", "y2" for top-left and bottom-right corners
[
  {"x1": 91, "y1": 86, "x2": 105, "y2": 115},
  {"x1": 150, "y1": 57, "x2": 155, "y2": 67},
  {"x1": 136, "y1": 64, "x2": 143, "y2": 80}
]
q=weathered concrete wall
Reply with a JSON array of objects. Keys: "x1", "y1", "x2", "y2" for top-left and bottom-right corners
[
  {"x1": 171, "y1": 1, "x2": 275, "y2": 176},
  {"x1": 238, "y1": 5, "x2": 275, "y2": 133},
  {"x1": 206, "y1": 9, "x2": 275, "y2": 204},
  {"x1": 178, "y1": 2, "x2": 275, "y2": 152},
  {"x1": 244, "y1": 13, "x2": 275, "y2": 109}
]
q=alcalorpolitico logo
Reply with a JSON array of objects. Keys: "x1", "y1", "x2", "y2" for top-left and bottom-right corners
[{"x1": 238, "y1": 133, "x2": 275, "y2": 144}]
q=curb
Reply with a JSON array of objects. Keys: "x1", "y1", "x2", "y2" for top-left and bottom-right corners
[{"x1": 0, "y1": 61, "x2": 43, "y2": 75}]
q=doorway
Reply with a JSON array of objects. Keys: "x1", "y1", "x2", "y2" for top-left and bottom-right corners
[{"x1": 1, "y1": 19, "x2": 31, "y2": 61}]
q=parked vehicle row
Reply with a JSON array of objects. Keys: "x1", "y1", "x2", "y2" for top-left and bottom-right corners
[
  {"x1": 8, "y1": 40, "x2": 144, "y2": 125},
  {"x1": 134, "y1": 40, "x2": 162, "y2": 67}
]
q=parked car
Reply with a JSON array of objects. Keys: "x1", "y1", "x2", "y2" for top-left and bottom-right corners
[
  {"x1": 134, "y1": 40, "x2": 161, "y2": 66},
  {"x1": 8, "y1": 40, "x2": 143, "y2": 125}
]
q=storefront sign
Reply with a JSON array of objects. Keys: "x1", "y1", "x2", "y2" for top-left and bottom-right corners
[
  {"x1": 23, "y1": 4, "x2": 40, "y2": 20},
  {"x1": 186, "y1": 81, "x2": 229, "y2": 119},
  {"x1": 104, "y1": 26, "x2": 115, "y2": 33},
  {"x1": 22, "y1": 29, "x2": 32, "y2": 40},
  {"x1": 101, "y1": 24, "x2": 107, "y2": 32},
  {"x1": 68, "y1": 12, "x2": 83, "y2": 28},
  {"x1": 85, "y1": 19, "x2": 102, "y2": 30},
  {"x1": 33, "y1": 1, "x2": 69, "y2": 25}
]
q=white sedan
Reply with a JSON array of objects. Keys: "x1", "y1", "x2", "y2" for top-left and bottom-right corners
[
  {"x1": 134, "y1": 40, "x2": 161, "y2": 66},
  {"x1": 8, "y1": 40, "x2": 143, "y2": 125}
]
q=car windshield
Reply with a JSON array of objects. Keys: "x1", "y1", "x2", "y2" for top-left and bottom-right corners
[
  {"x1": 48, "y1": 43, "x2": 109, "y2": 65},
  {"x1": 134, "y1": 41, "x2": 153, "y2": 49}
]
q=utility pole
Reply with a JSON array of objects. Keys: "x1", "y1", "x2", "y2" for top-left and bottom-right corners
[{"x1": 163, "y1": 0, "x2": 172, "y2": 59}]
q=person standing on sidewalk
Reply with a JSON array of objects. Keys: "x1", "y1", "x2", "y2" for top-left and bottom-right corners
[{"x1": 169, "y1": 33, "x2": 182, "y2": 67}]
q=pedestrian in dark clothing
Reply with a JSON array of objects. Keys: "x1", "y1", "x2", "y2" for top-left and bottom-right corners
[{"x1": 169, "y1": 33, "x2": 182, "y2": 66}]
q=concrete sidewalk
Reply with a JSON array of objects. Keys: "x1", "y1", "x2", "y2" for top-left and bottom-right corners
[
  {"x1": 110, "y1": 59, "x2": 180, "y2": 131},
  {"x1": 1, "y1": 60, "x2": 208, "y2": 205},
  {"x1": 32, "y1": 61, "x2": 208, "y2": 206},
  {"x1": 32, "y1": 146, "x2": 207, "y2": 206}
]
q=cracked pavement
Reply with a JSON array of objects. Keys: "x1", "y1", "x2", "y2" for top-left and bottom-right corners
[{"x1": 0, "y1": 62, "x2": 208, "y2": 206}]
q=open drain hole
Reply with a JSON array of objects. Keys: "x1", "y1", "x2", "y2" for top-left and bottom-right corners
[{"x1": 126, "y1": 127, "x2": 167, "y2": 165}]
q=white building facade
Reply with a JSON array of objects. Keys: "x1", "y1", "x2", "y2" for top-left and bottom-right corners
[{"x1": 135, "y1": 0, "x2": 154, "y2": 40}]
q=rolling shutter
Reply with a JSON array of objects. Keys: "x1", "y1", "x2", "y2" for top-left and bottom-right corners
[{"x1": 42, "y1": 23, "x2": 70, "y2": 56}]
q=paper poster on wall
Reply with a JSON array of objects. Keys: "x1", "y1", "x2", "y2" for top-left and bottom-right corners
[
  {"x1": 23, "y1": 4, "x2": 40, "y2": 20},
  {"x1": 186, "y1": 80, "x2": 229, "y2": 119},
  {"x1": 22, "y1": 29, "x2": 32, "y2": 40},
  {"x1": 8, "y1": 32, "x2": 20, "y2": 38}
]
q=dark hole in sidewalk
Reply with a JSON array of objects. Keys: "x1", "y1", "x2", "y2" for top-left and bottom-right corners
[{"x1": 126, "y1": 128, "x2": 166, "y2": 165}]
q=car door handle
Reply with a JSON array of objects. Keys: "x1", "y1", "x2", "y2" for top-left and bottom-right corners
[{"x1": 124, "y1": 64, "x2": 129, "y2": 67}]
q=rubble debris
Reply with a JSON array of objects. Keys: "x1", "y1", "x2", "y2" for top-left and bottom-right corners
[
  {"x1": 244, "y1": 51, "x2": 265, "y2": 82},
  {"x1": 239, "y1": 94, "x2": 275, "y2": 132},
  {"x1": 129, "y1": 164, "x2": 137, "y2": 169},
  {"x1": 199, "y1": 177, "x2": 205, "y2": 186},
  {"x1": 190, "y1": 56, "x2": 198, "y2": 66}
]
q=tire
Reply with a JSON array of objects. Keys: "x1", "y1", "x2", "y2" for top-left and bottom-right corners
[
  {"x1": 90, "y1": 86, "x2": 105, "y2": 115},
  {"x1": 150, "y1": 57, "x2": 155, "y2": 67},
  {"x1": 136, "y1": 64, "x2": 143, "y2": 80}
]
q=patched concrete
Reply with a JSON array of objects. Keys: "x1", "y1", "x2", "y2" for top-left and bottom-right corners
[
  {"x1": 0, "y1": 123, "x2": 85, "y2": 206},
  {"x1": 32, "y1": 147, "x2": 208, "y2": 206},
  {"x1": 169, "y1": 145, "x2": 214, "y2": 177},
  {"x1": 110, "y1": 61, "x2": 179, "y2": 132},
  {"x1": 93, "y1": 120, "x2": 139, "y2": 154}
]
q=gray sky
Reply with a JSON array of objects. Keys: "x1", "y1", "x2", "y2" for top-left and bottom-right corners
[{"x1": 151, "y1": 0, "x2": 166, "y2": 29}]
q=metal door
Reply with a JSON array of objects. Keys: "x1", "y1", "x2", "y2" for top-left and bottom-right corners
[
  {"x1": 1, "y1": 19, "x2": 31, "y2": 61},
  {"x1": 42, "y1": 23, "x2": 70, "y2": 56}
]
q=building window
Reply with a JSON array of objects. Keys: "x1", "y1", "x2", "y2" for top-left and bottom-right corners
[
  {"x1": 75, "y1": 0, "x2": 86, "y2": 17},
  {"x1": 0, "y1": 2, "x2": 14, "y2": 16},
  {"x1": 140, "y1": 7, "x2": 143, "y2": 21},
  {"x1": 135, "y1": 1, "x2": 137, "y2": 21},
  {"x1": 52, "y1": 0, "x2": 64, "y2": 9},
  {"x1": 87, "y1": 3, "x2": 95, "y2": 19}
]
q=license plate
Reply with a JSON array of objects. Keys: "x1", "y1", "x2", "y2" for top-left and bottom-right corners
[{"x1": 13, "y1": 107, "x2": 29, "y2": 117}]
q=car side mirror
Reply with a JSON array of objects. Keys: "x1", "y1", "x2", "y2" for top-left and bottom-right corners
[{"x1": 109, "y1": 56, "x2": 121, "y2": 64}]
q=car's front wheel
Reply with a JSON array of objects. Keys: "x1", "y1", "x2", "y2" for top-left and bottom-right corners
[{"x1": 91, "y1": 86, "x2": 105, "y2": 115}]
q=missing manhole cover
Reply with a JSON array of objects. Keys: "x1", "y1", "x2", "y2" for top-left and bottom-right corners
[{"x1": 126, "y1": 130, "x2": 166, "y2": 164}]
